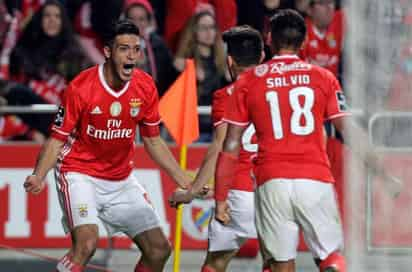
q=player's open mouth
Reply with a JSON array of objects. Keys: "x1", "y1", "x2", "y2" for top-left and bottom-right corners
[{"x1": 123, "y1": 64, "x2": 134, "y2": 76}]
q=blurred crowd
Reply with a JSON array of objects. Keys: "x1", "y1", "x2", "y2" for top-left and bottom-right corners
[{"x1": 0, "y1": 0, "x2": 410, "y2": 143}]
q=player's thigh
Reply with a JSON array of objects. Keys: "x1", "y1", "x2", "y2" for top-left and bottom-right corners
[
  {"x1": 55, "y1": 171, "x2": 100, "y2": 233},
  {"x1": 208, "y1": 190, "x2": 255, "y2": 252},
  {"x1": 98, "y1": 174, "x2": 161, "y2": 238},
  {"x1": 204, "y1": 249, "x2": 239, "y2": 271},
  {"x1": 293, "y1": 179, "x2": 344, "y2": 260},
  {"x1": 227, "y1": 190, "x2": 257, "y2": 238},
  {"x1": 208, "y1": 213, "x2": 248, "y2": 252},
  {"x1": 255, "y1": 180, "x2": 300, "y2": 261},
  {"x1": 132, "y1": 227, "x2": 170, "y2": 257}
]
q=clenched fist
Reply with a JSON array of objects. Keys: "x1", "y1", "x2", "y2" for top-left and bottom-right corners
[{"x1": 24, "y1": 175, "x2": 46, "y2": 195}]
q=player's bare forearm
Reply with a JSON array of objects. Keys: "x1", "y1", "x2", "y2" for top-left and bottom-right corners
[
  {"x1": 333, "y1": 117, "x2": 395, "y2": 180},
  {"x1": 221, "y1": 124, "x2": 245, "y2": 157},
  {"x1": 32, "y1": 137, "x2": 65, "y2": 180},
  {"x1": 191, "y1": 124, "x2": 227, "y2": 194},
  {"x1": 142, "y1": 135, "x2": 191, "y2": 188}
]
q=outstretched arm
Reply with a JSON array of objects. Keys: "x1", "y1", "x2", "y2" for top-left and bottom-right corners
[
  {"x1": 142, "y1": 135, "x2": 192, "y2": 189},
  {"x1": 24, "y1": 137, "x2": 65, "y2": 194},
  {"x1": 214, "y1": 124, "x2": 246, "y2": 224},
  {"x1": 169, "y1": 124, "x2": 227, "y2": 206},
  {"x1": 332, "y1": 116, "x2": 402, "y2": 197}
]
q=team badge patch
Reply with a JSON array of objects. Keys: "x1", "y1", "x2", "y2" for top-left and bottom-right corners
[
  {"x1": 78, "y1": 204, "x2": 88, "y2": 218},
  {"x1": 129, "y1": 98, "x2": 142, "y2": 117},
  {"x1": 110, "y1": 101, "x2": 122, "y2": 117},
  {"x1": 336, "y1": 91, "x2": 348, "y2": 112},
  {"x1": 327, "y1": 34, "x2": 336, "y2": 48},
  {"x1": 54, "y1": 106, "x2": 65, "y2": 127},
  {"x1": 254, "y1": 64, "x2": 269, "y2": 77}
]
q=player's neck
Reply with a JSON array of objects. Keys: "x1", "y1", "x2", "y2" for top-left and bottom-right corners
[
  {"x1": 275, "y1": 49, "x2": 298, "y2": 56},
  {"x1": 103, "y1": 62, "x2": 126, "y2": 91}
]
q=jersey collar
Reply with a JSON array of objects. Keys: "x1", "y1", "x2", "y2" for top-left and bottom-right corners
[
  {"x1": 272, "y1": 54, "x2": 300, "y2": 60},
  {"x1": 98, "y1": 64, "x2": 130, "y2": 98}
]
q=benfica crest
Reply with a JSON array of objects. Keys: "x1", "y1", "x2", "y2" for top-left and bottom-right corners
[{"x1": 130, "y1": 98, "x2": 142, "y2": 117}]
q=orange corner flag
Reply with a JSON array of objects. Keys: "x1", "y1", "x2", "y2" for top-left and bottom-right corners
[{"x1": 159, "y1": 59, "x2": 199, "y2": 146}]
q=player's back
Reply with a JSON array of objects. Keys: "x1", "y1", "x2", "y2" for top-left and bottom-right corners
[{"x1": 230, "y1": 55, "x2": 347, "y2": 186}]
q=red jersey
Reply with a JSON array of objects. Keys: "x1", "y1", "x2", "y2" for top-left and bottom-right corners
[
  {"x1": 212, "y1": 85, "x2": 255, "y2": 192},
  {"x1": 50, "y1": 65, "x2": 161, "y2": 180},
  {"x1": 224, "y1": 55, "x2": 349, "y2": 186},
  {"x1": 300, "y1": 10, "x2": 344, "y2": 76}
]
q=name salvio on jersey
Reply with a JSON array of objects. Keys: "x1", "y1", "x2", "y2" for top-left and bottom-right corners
[
  {"x1": 86, "y1": 119, "x2": 133, "y2": 140},
  {"x1": 264, "y1": 69, "x2": 315, "y2": 139}
]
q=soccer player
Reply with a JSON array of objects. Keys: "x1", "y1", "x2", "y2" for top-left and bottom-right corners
[
  {"x1": 215, "y1": 10, "x2": 401, "y2": 272},
  {"x1": 169, "y1": 25, "x2": 269, "y2": 272},
  {"x1": 23, "y1": 20, "x2": 191, "y2": 272}
]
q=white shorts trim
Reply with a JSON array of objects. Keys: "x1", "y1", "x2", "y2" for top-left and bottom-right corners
[
  {"x1": 54, "y1": 170, "x2": 161, "y2": 238},
  {"x1": 208, "y1": 190, "x2": 257, "y2": 252},
  {"x1": 255, "y1": 178, "x2": 343, "y2": 261}
]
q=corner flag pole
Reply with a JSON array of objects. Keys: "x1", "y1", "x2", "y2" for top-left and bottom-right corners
[{"x1": 173, "y1": 145, "x2": 187, "y2": 272}]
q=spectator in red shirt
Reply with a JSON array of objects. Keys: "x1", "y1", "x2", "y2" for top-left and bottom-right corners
[
  {"x1": 164, "y1": 0, "x2": 237, "y2": 52},
  {"x1": 301, "y1": 0, "x2": 344, "y2": 79}
]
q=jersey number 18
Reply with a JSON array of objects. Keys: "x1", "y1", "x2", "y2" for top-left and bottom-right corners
[{"x1": 266, "y1": 86, "x2": 315, "y2": 139}]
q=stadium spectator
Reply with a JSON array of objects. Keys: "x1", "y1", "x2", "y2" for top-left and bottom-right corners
[
  {"x1": 9, "y1": 0, "x2": 86, "y2": 105},
  {"x1": 0, "y1": 90, "x2": 44, "y2": 142},
  {"x1": 174, "y1": 10, "x2": 229, "y2": 141},
  {"x1": 237, "y1": 0, "x2": 293, "y2": 60},
  {"x1": 164, "y1": 0, "x2": 237, "y2": 52},
  {"x1": 300, "y1": 0, "x2": 344, "y2": 79},
  {"x1": 123, "y1": 0, "x2": 176, "y2": 96}
]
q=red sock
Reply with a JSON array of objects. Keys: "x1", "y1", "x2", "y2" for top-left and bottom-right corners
[
  {"x1": 262, "y1": 265, "x2": 271, "y2": 272},
  {"x1": 201, "y1": 265, "x2": 217, "y2": 272},
  {"x1": 56, "y1": 253, "x2": 83, "y2": 272},
  {"x1": 135, "y1": 260, "x2": 152, "y2": 272}
]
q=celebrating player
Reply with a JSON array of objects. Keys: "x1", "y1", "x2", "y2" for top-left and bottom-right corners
[
  {"x1": 215, "y1": 10, "x2": 401, "y2": 272},
  {"x1": 169, "y1": 25, "x2": 269, "y2": 272},
  {"x1": 24, "y1": 20, "x2": 191, "y2": 272}
]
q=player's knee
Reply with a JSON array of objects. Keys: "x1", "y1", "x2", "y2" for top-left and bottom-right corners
[
  {"x1": 146, "y1": 239, "x2": 171, "y2": 263},
  {"x1": 204, "y1": 253, "x2": 229, "y2": 272},
  {"x1": 319, "y1": 252, "x2": 346, "y2": 272},
  {"x1": 74, "y1": 237, "x2": 97, "y2": 259}
]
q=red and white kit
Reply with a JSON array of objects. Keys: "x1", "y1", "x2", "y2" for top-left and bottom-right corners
[
  {"x1": 300, "y1": 10, "x2": 344, "y2": 76},
  {"x1": 50, "y1": 65, "x2": 161, "y2": 237},
  {"x1": 225, "y1": 55, "x2": 349, "y2": 260},
  {"x1": 208, "y1": 85, "x2": 257, "y2": 252}
]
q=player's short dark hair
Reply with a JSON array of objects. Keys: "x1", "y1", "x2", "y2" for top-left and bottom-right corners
[
  {"x1": 222, "y1": 25, "x2": 263, "y2": 66},
  {"x1": 270, "y1": 9, "x2": 306, "y2": 53},
  {"x1": 103, "y1": 19, "x2": 140, "y2": 46}
]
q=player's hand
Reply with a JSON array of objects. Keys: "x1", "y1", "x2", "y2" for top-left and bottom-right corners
[
  {"x1": 169, "y1": 185, "x2": 210, "y2": 208},
  {"x1": 24, "y1": 175, "x2": 46, "y2": 195},
  {"x1": 169, "y1": 189, "x2": 194, "y2": 208},
  {"x1": 215, "y1": 201, "x2": 231, "y2": 225},
  {"x1": 383, "y1": 175, "x2": 403, "y2": 199}
]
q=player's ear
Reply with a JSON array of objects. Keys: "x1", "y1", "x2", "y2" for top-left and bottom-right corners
[
  {"x1": 227, "y1": 55, "x2": 234, "y2": 67},
  {"x1": 103, "y1": 45, "x2": 112, "y2": 59},
  {"x1": 260, "y1": 50, "x2": 266, "y2": 63}
]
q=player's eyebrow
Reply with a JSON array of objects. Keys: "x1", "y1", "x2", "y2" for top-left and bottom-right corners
[{"x1": 117, "y1": 43, "x2": 140, "y2": 49}]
